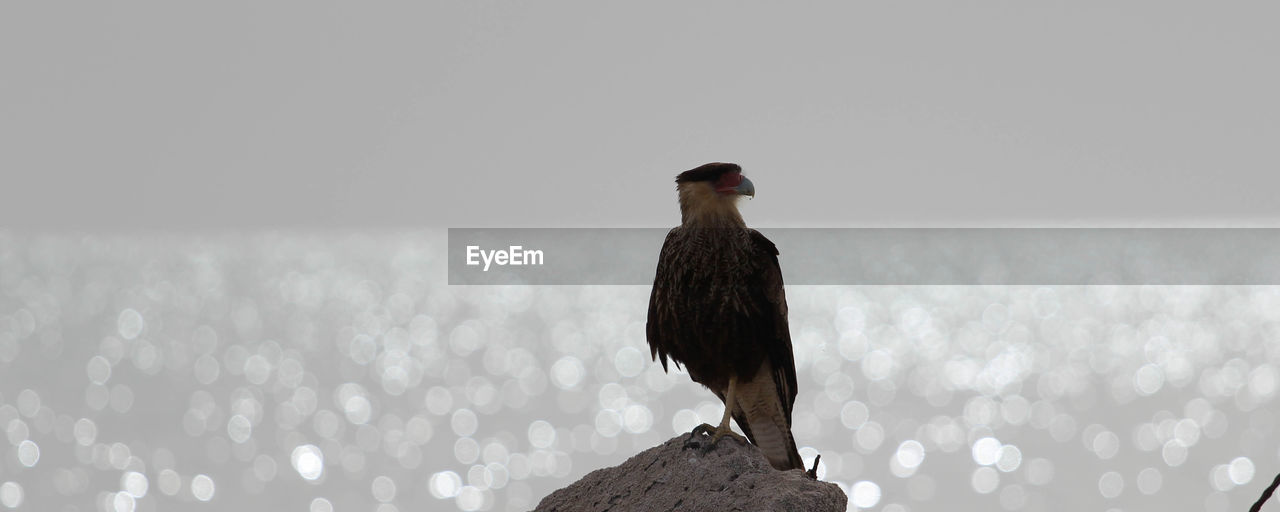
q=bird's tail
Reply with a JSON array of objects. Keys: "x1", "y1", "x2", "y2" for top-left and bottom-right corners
[{"x1": 730, "y1": 363, "x2": 804, "y2": 471}]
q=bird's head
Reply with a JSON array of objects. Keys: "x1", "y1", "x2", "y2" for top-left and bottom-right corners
[{"x1": 674, "y1": 162, "x2": 755, "y2": 226}]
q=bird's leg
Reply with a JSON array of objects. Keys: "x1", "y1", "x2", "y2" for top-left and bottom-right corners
[
  {"x1": 686, "y1": 376, "x2": 749, "y2": 450},
  {"x1": 711, "y1": 375, "x2": 749, "y2": 445}
]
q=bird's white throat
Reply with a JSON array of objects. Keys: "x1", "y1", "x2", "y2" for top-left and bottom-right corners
[{"x1": 678, "y1": 182, "x2": 747, "y2": 228}]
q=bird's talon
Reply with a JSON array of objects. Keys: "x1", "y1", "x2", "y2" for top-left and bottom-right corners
[
  {"x1": 689, "y1": 423, "x2": 715, "y2": 438},
  {"x1": 683, "y1": 424, "x2": 717, "y2": 451},
  {"x1": 712, "y1": 430, "x2": 748, "y2": 446},
  {"x1": 685, "y1": 423, "x2": 746, "y2": 454}
]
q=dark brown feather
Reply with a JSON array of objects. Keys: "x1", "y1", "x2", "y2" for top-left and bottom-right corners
[{"x1": 646, "y1": 226, "x2": 801, "y2": 469}]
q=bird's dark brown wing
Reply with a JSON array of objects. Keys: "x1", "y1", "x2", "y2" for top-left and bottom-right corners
[
  {"x1": 647, "y1": 227, "x2": 797, "y2": 411},
  {"x1": 745, "y1": 229, "x2": 797, "y2": 423},
  {"x1": 723, "y1": 229, "x2": 802, "y2": 470},
  {"x1": 648, "y1": 227, "x2": 802, "y2": 469},
  {"x1": 646, "y1": 228, "x2": 681, "y2": 373}
]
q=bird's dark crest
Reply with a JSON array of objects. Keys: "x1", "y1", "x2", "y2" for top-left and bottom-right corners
[{"x1": 675, "y1": 162, "x2": 741, "y2": 184}]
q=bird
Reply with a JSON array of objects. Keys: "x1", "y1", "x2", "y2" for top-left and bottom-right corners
[{"x1": 646, "y1": 162, "x2": 808, "y2": 474}]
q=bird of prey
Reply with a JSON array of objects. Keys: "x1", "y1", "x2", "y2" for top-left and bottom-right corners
[{"x1": 646, "y1": 162, "x2": 807, "y2": 473}]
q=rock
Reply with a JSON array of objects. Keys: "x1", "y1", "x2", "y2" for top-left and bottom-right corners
[{"x1": 534, "y1": 432, "x2": 847, "y2": 512}]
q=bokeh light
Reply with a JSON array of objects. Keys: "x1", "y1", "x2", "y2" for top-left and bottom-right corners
[
  {"x1": 0, "y1": 482, "x2": 22, "y2": 508},
  {"x1": 291, "y1": 445, "x2": 324, "y2": 481},
  {"x1": 0, "y1": 232, "x2": 1277, "y2": 511},
  {"x1": 191, "y1": 474, "x2": 215, "y2": 501},
  {"x1": 850, "y1": 481, "x2": 881, "y2": 508}
]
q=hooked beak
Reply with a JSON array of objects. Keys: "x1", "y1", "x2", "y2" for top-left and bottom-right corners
[{"x1": 734, "y1": 176, "x2": 755, "y2": 198}]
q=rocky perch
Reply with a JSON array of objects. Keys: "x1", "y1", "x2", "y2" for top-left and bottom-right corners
[{"x1": 534, "y1": 433, "x2": 847, "y2": 512}]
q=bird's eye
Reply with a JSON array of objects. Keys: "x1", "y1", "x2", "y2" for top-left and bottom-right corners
[{"x1": 716, "y1": 171, "x2": 743, "y2": 188}]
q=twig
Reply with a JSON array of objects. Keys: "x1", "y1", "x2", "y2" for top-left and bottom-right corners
[
  {"x1": 1251, "y1": 470, "x2": 1280, "y2": 512},
  {"x1": 805, "y1": 454, "x2": 821, "y2": 480}
]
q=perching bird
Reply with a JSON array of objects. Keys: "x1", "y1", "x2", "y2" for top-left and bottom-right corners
[{"x1": 646, "y1": 162, "x2": 806, "y2": 473}]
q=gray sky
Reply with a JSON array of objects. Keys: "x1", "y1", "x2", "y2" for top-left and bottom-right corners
[{"x1": 2, "y1": 2, "x2": 1277, "y2": 228}]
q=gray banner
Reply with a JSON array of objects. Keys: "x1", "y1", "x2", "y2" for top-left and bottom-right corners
[{"x1": 448, "y1": 228, "x2": 1280, "y2": 285}]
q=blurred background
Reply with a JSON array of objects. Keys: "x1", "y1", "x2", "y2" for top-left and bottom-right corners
[
  {"x1": 3, "y1": 1, "x2": 1280, "y2": 511},
  {"x1": 2, "y1": 232, "x2": 1278, "y2": 511}
]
